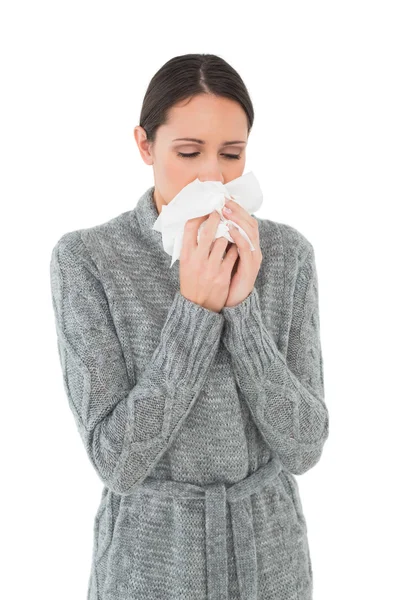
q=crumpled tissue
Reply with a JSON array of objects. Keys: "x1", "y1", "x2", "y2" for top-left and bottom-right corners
[{"x1": 152, "y1": 171, "x2": 263, "y2": 267}]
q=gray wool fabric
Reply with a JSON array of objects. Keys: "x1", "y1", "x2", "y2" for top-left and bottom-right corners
[{"x1": 49, "y1": 185, "x2": 329, "y2": 600}]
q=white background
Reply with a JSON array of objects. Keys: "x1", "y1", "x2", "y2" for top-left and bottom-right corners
[{"x1": 1, "y1": 1, "x2": 399, "y2": 598}]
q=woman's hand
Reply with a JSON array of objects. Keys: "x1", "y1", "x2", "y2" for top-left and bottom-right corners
[
  {"x1": 179, "y1": 210, "x2": 239, "y2": 313},
  {"x1": 222, "y1": 198, "x2": 263, "y2": 307}
]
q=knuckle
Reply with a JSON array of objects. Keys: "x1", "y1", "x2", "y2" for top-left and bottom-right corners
[
  {"x1": 216, "y1": 236, "x2": 228, "y2": 247},
  {"x1": 183, "y1": 221, "x2": 193, "y2": 233}
]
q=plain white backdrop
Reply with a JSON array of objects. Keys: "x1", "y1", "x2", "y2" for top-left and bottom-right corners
[{"x1": 1, "y1": 1, "x2": 399, "y2": 598}]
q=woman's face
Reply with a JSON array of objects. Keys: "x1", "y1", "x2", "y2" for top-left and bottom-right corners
[{"x1": 134, "y1": 93, "x2": 249, "y2": 214}]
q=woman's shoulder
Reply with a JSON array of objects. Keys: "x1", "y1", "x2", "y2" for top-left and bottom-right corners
[
  {"x1": 255, "y1": 215, "x2": 314, "y2": 267},
  {"x1": 50, "y1": 209, "x2": 135, "y2": 266}
]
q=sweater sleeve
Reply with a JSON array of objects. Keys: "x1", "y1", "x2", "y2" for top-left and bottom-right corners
[
  {"x1": 50, "y1": 232, "x2": 224, "y2": 495},
  {"x1": 221, "y1": 244, "x2": 329, "y2": 475}
]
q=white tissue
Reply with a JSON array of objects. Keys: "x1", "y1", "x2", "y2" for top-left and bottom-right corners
[{"x1": 152, "y1": 171, "x2": 263, "y2": 267}]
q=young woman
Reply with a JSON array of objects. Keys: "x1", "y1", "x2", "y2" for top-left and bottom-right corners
[{"x1": 50, "y1": 53, "x2": 329, "y2": 600}]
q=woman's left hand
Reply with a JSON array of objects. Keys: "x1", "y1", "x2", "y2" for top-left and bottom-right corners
[{"x1": 222, "y1": 198, "x2": 263, "y2": 308}]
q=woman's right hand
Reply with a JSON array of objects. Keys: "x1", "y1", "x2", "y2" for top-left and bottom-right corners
[{"x1": 179, "y1": 210, "x2": 239, "y2": 313}]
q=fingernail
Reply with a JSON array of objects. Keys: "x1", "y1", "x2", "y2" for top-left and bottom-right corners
[{"x1": 223, "y1": 206, "x2": 232, "y2": 214}]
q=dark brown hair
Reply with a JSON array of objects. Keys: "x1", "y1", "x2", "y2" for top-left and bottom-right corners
[{"x1": 139, "y1": 54, "x2": 254, "y2": 144}]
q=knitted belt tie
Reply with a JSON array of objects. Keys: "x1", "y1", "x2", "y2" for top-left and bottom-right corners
[{"x1": 138, "y1": 455, "x2": 283, "y2": 600}]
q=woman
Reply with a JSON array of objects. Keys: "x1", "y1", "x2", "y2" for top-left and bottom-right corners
[{"x1": 50, "y1": 53, "x2": 329, "y2": 600}]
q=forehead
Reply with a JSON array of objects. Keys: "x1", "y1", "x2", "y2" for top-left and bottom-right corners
[{"x1": 162, "y1": 94, "x2": 248, "y2": 140}]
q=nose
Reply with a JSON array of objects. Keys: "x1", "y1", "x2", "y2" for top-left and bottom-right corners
[{"x1": 198, "y1": 173, "x2": 225, "y2": 184}]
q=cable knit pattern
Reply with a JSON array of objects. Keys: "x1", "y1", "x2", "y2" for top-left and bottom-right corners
[
  {"x1": 51, "y1": 235, "x2": 224, "y2": 496},
  {"x1": 221, "y1": 246, "x2": 328, "y2": 475},
  {"x1": 49, "y1": 185, "x2": 329, "y2": 600}
]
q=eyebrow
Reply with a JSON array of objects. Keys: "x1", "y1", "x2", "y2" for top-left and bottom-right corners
[{"x1": 172, "y1": 137, "x2": 247, "y2": 146}]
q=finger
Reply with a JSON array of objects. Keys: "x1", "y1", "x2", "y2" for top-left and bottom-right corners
[
  {"x1": 209, "y1": 235, "x2": 229, "y2": 267},
  {"x1": 181, "y1": 213, "x2": 210, "y2": 254},
  {"x1": 226, "y1": 215, "x2": 259, "y2": 248},
  {"x1": 223, "y1": 198, "x2": 254, "y2": 225},
  {"x1": 196, "y1": 210, "x2": 222, "y2": 259},
  {"x1": 220, "y1": 243, "x2": 239, "y2": 276},
  {"x1": 226, "y1": 223, "x2": 250, "y2": 254},
  {"x1": 227, "y1": 226, "x2": 259, "y2": 270},
  {"x1": 229, "y1": 220, "x2": 261, "y2": 259},
  {"x1": 223, "y1": 200, "x2": 259, "y2": 244}
]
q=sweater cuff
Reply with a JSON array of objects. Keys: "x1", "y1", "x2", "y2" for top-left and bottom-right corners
[
  {"x1": 155, "y1": 290, "x2": 224, "y2": 389},
  {"x1": 221, "y1": 286, "x2": 278, "y2": 381}
]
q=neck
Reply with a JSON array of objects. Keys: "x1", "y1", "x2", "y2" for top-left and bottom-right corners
[{"x1": 153, "y1": 187, "x2": 167, "y2": 216}]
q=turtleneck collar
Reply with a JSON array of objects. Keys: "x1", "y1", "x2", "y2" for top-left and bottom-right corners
[
  {"x1": 132, "y1": 184, "x2": 164, "y2": 249},
  {"x1": 132, "y1": 184, "x2": 182, "y2": 279}
]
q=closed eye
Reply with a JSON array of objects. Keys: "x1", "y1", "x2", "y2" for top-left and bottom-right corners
[{"x1": 177, "y1": 152, "x2": 241, "y2": 160}]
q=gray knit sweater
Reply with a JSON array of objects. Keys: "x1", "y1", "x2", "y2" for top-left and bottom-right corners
[{"x1": 49, "y1": 185, "x2": 329, "y2": 600}]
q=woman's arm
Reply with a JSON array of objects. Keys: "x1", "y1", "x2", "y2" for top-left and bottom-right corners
[
  {"x1": 221, "y1": 244, "x2": 329, "y2": 475},
  {"x1": 50, "y1": 231, "x2": 224, "y2": 495}
]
